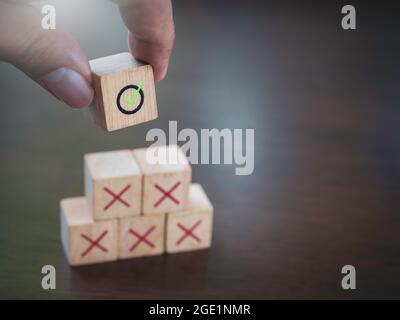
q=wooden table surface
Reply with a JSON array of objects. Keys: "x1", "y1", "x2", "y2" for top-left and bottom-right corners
[{"x1": 0, "y1": 0, "x2": 399, "y2": 299}]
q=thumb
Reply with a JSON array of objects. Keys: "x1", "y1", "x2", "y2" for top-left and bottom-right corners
[{"x1": 0, "y1": 2, "x2": 93, "y2": 108}]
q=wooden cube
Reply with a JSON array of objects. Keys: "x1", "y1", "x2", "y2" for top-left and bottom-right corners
[
  {"x1": 89, "y1": 52, "x2": 158, "y2": 132},
  {"x1": 60, "y1": 197, "x2": 118, "y2": 266},
  {"x1": 166, "y1": 184, "x2": 213, "y2": 254},
  {"x1": 85, "y1": 150, "x2": 142, "y2": 221},
  {"x1": 118, "y1": 214, "x2": 165, "y2": 259},
  {"x1": 133, "y1": 145, "x2": 191, "y2": 215}
]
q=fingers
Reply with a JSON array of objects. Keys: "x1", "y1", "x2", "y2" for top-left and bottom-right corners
[
  {"x1": 0, "y1": 2, "x2": 93, "y2": 108},
  {"x1": 116, "y1": 0, "x2": 175, "y2": 81}
]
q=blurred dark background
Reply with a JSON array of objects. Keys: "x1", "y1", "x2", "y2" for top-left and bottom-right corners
[{"x1": 0, "y1": 0, "x2": 399, "y2": 299}]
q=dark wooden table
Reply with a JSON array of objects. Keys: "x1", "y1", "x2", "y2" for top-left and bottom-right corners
[{"x1": 0, "y1": 0, "x2": 399, "y2": 299}]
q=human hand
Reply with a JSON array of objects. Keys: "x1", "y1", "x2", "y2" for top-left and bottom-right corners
[{"x1": 0, "y1": 0, "x2": 175, "y2": 108}]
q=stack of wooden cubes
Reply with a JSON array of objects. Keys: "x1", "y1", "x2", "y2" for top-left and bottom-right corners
[{"x1": 60, "y1": 145, "x2": 213, "y2": 266}]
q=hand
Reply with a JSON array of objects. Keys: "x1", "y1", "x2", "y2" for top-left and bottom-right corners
[{"x1": 0, "y1": 0, "x2": 175, "y2": 108}]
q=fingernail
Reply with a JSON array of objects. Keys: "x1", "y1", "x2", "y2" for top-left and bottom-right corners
[
  {"x1": 39, "y1": 68, "x2": 93, "y2": 108},
  {"x1": 156, "y1": 61, "x2": 170, "y2": 81}
]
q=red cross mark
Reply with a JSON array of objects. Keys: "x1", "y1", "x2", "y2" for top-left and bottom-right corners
[
  {"x1": 176, "y1": 220, "x2": 202, "y2": 246},
  {"x1": 129, "y1": 226, "x2": 156, "y2": 252},
  {"x1": 80, "y1": 230, "x2": 109, "y2": 257},
  {"x1": 153, "y1": 181, "x2": 181, "y2": 208},
  {"x1": 103, "y1": 185, "x2": 131, "y2": 211}
]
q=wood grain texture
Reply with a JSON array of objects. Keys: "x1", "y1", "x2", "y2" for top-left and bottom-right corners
[
  {"x1": 166, "y1": 184, "x2": 213, "y2": 254},
  {"x1": 84, "y1": 150, "x2": 142, "y2": 220},
  {"x1": 0, "y1": 0, "x2": 399, "y2": 299},
  {"x1": 89, "y1": 53, "x2": 158, "y2": 132},
  {"x1": 60, "y1": 197, "x2": 118, "y2": 266},
  {"x1": 133, "y1": 145, "x2": 192, "y2": 215}
]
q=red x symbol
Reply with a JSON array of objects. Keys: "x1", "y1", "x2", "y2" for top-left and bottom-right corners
[
  {"x1": 128, "y1": 226, "x2": 156, "y2": 252},
  {"x1": 80, "y1": 230, "x2": 109, "y2": 257},
  {"x1": 103, "y1": 185, "x2": 131, "y2": 211},
  {"x1": 176, "y1": 220, "x2": 202, "y2": 245},
  {"x1": 153, "y1": 181, "x2": 181, "y2": 208}
]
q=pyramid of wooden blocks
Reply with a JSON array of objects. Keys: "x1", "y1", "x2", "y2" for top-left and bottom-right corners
[
  {"x1": 60, "y1": 145, "x2": 213, "y2": 266},
  {"x1": 89, "y1": 52, "x2": 158, "y2": 132}
]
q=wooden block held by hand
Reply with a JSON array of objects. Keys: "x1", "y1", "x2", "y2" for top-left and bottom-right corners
[
  {"x1": 89, "y1": 52, "x2": 158, "y2": 132},
  {"x1": 85, "y1": 150, "x2": 142, "y2": 221},
  {"x1": 60, "y1": 197, "x2": 118, "y2": 266},
  {"x1": 133, "y1": 145, "x2": 191, "y2": 215},
  {"x1": 166, "y1": 184, "x2": 213, "y2": 254},
  {"x1": 119, "y1": 214, "x2": 165, "y2": 259}
]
